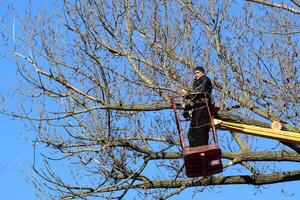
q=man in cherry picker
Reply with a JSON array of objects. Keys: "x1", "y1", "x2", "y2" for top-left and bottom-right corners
[{"x1": 183, "y1": 66, "x2": 215, "y2": 147}]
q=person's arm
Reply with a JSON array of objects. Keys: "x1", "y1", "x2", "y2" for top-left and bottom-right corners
[
  {"x1": 203, "y1": 77, "x2": 212, "y2": 95},
  {"x1": 182, "y1": 96, "x2": 193, "y2": 119}
]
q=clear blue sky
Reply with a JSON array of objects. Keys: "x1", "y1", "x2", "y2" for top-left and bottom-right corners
[
  {"x1": 1, "y1": 1, "x2": 300, "y2": 200},
  {"x1": 0, "y1": 62, "x2": 36, "y2": 199}
]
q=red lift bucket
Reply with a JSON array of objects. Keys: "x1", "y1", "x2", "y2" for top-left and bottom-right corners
[
  {"x1": 184, "y1": 144, "x2": 223, "y2": 177},
  {"x1": 171, "y1": 95, "x2": 223, "y2": 178}
]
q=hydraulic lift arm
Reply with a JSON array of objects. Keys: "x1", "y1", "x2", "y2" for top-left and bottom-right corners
[{"x1": 214, "y1": 119, "x2": 300, "y2": 145}]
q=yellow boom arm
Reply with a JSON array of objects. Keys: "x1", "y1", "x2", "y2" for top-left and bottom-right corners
[{"x1": 214, "y1": 119, "x2": 300, "y2": 144}]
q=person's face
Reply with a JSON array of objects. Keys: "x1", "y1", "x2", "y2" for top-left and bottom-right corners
[{"x1": 194, "y1": 70, "x2": 204, "y2": 79}]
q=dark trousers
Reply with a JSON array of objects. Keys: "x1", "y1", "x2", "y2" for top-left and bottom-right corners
[{"x1": 188, "y1": 104, "x2": 210, "y2": 147}]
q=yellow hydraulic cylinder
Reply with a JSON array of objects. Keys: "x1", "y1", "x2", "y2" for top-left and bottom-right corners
[{"x1": 214, "y1": 119, "x2": 300, "y2": 145}]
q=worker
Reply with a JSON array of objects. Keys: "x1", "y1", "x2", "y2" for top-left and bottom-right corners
[{"x1": 183, "y1": 66, "x2": 213, "y2": 147}]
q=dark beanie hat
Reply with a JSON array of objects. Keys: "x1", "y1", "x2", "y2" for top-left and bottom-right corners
[{"x1": 194, "y1": 66, "x2": 205, "y2": 74}]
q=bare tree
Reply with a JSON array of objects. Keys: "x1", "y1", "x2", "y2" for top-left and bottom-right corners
[{"x1": 1, "y1": 0, "x2": 300, "y2": 199}]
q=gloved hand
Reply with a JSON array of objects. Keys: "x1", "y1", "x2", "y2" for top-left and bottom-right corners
[{"x1": 214, "y1": 103, "x2": 221, "y2": 111}]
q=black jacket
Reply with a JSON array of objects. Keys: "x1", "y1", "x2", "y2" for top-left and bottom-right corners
[
  {"x1": 182, "y1": 75, "x2": 213, "y2": 119},
  {"x1": 192, "y1": 75, "x2": 212, "y2": 96}
]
